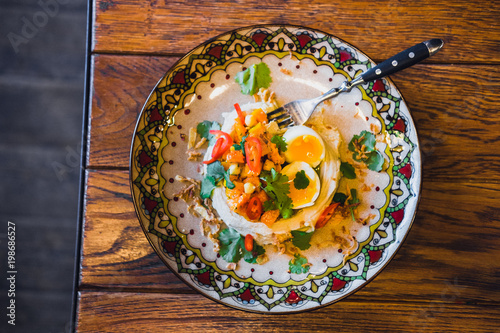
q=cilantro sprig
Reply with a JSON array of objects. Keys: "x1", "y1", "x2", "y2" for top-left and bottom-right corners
[
  {"x1": 218, "y1": 228, "x2": 265, "y2": 263},
  {"x1": 232, "y1": 134, "x2": 248, "y2": 156},
  {"x1": 293, "y1": 170, "x2": 310, "y2": 190},
  {"x1": 235, "y1": 63, "x2": 272, "y2": 95},
  {"x1": 289, "y1": 253, "x2": 310, "y2": 274},
  {"x1": 348, "y1": 130, "x2": 384, "y2": 172},
  {"x1": 200, "y1": 160, "x2": 235, "y2": 199},
  {"x1": 271, "y1": 135, "x2": 287, "y2": 152},
  {"x1": 340, "y1": 161, "x2": 356, "y2": 179},
  {"x1": 260, "y1": 168, "x2": 293, "y2": 219},
  {"x1": 290, "y1": 230, "x2": 314, "y2": 250},
  {"x1": 197, "y1": 120, "x2": 221, "y2": 145}
]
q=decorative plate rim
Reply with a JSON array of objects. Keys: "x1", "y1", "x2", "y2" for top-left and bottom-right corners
[{"x1": 129, "y1": 24, "x2": 422, "y2": 313}]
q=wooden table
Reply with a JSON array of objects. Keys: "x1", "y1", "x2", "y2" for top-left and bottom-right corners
[{"x1": 74, "y1": 1, "x2": 499, "y2": 331}]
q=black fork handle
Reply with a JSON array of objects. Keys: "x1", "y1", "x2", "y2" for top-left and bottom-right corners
[{"x1": 361, "y1": 39, "x2": 444, "y2": 83}]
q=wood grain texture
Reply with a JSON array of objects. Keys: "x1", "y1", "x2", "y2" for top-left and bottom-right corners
[
  {"x1": 87, "y1": 55, "x2": 180, "y2": 168},
  {"x1": 80, "y1": 169, "x2": 500, "y2": 304},
  {"x1": 92, "y1": 0, "x2": 500, "y2": 64},
  {"x1": 76, "y1": 291, "x2": 499, "y2": 332},
  {"x1": 87, "y1": 54, "x2": 500, "y2": 181}
]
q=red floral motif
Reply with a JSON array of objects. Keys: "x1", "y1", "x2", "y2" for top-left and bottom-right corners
[
  {"x1": 149, "y1": 107, "x2": 163, "y2": 122},
  {"x1": 161, "y1": 240, "x2": 177, "y2": 256},
  {"x1": 368, "y1": 250, "x2": 383, "y2": 264},
  {"x1": 238, "y1": 288, "x2": 255, "y2": 302},
  {"x1": 172, "y1": 70, "x2": 186, "y2": 84},
  {"x1": 391, "y1": 209, "x2": 405, "y2": 225},
  {"x1": 195, "y1": 271, "x2": 211, "y2": 286},
  {"x1": 251, "y1": 32, "x2": 268, "y2": 47},
  {"x1": 399, "y1": 163, "x2": 412, "y2": 179},
  {"x1": 331, "y1": 278, "x2": 347, "y2": 291},
  {"x1": 138, "y1": 150, "x2": 153, "y2": 167},
  {"x1": 393, "y1": 118, "x2": 406, "y2": 132},
  {"x1": 340, "y1": 50, "x2": 352, "y2": 62},
  {"x1": 143, "y1": 196, "x2": 158, "y2": 213},
  {"x1": 297, "y1": 34, "x2": 312, "y2": 48},
  {"x1": 207, "y1": 45, "x2": 223, "y2": 59},
  {"x1": 285, "y1": 290, "x2": 302, "y2": 304},
  {"x1": 372, "y1": 79, "x2": 386, "y2": 92}
]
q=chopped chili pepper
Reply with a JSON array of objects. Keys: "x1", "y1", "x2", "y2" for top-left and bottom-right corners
[
  {"x1": 244, "y1": 136, "x2": 262, "y2": 173},
  {"x1": 246, "y1": 196, "x2": 263, "y2": 221},
  {"x1": 234, "y1": 103, "x2": 246, "y2": 125},
  {"x1": 203, "y1": 130, "x2": 233, "y2": 164},
  {"x1": 315, "y1": 202, "x2": 341, "y2": 229},
  {"x1": 244, "y1": 234, "x2": 254, "y2": 252}
]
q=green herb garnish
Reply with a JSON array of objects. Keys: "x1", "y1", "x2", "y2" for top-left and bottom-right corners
[
  {"x1": 271, "y1": 135, "x2": 287, "y2": 152},
  {"x1": 218, "y1": 228, "x2": 265, "y2": 264},
  {"x1": 260, "y1": 168, "x2": 293, "y2": 219},
  {"x1": 348, "y1": 188, "x2": 360, "y2": 221},
  {"x1": 232, "y1": 134, "x2": 248, "y2": 156},
  {"x1": 293, "y1": 170, "x2": 310, "y2": 190},
  {"x1": 290, "y1": 230, "x2": 314, "y2": 250},
  {"x1": 200, "y1": 160, "x2": 235, "y2": 199},
  {"x1": 235, "y1": 63, "x2": 272, "y2": 95},
  {"x1": 289, "y1": 254, "x2": 310, "y2": 274},
  {"x1": 340, "y1": 161, "x2": 356, "y2": 179},
  {"x1": 196, "y1": 120, "x2": 221, "y2": 145},
  {"x1": 348, "y1": 130, "x2": 384, "y2": 172}
]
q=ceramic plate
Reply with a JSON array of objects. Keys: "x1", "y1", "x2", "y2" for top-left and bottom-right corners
[{"x1": 130, "y1": 25, "x2": 421, "y2": 313}]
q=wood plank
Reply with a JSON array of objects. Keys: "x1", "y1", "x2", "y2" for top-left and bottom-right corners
[
  {"x1": 92, "y1": 0, "x2": 500, "y2": 64},
  {"x1": 80, "y1": 169, "x2": 500, "y2": 303},
  {"x1": 87, "y1": 54, "x2": 500, "y2": 181},
  {"x1": 76, "y1": 291, "x2": 499, "y2": 332},
  {"x1": 87, "y1": 55, "x2": 180, "y2": 168},
  {"x1": 80, "y1": 169, "x2": 187, "y2": 291}
]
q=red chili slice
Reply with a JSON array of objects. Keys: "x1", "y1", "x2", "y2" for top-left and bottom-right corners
[
  {"x1": 234, "y1": 103, "x2": 246, "y2": 125},
  {"x1": 203, "y1": 130, "x2": 233, "y2": 164},
  {"x1": 244, "y1": 234, "x2": 254, "y2": 252},
  {"x1": 315, "y1": 202, "x2": 341, "y2": 229},
  {"x1": 246, "y1": 196, "x2": 263, "y2": 221},
  {"x1": 244, "y1": 136, "x2": 262, "y2": 173}
]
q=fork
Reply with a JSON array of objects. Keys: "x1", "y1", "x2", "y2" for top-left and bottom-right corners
[{"x1": 267, "y1": 39, "x2": 444, "y2": 128}]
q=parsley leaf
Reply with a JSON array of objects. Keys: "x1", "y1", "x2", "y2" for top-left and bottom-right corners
[
  {"x1": 261, "y1": 168, "x2": 293, "y2": 219},
  {"x1": 197, "y1": 121, "x2": 221, "y2": 145},
  {"x1": 263, "y1": 200, "x2": 276, "y2": 212},
  {"x1": 271, "y1": 135, "x2": 287, "y2": 152},
  {"x1": 243, "y1": 242, "x2": 265, "y2": 264},
  {"x1": 218, "y1": 228, "x2": 265, "y2": 264},
  {"x1": 200, "y1": 160, "x2": 235, "y2": 199},
  {"x1": 235, "y1": 63, "x2": 272, "y2": 95},
  {"x1": 333, "y1": 192, "x2": 348, "y2": 204},
  {"x1": 293, "y1": 170, "x2": 310, "y2": 190},
  {"x1": 340, "y1": 162, "x2": 356, "y2": 179},
  {"x1": 232, "y1": 134, "x2": 248, "y2": 156},
  {"x1": 348, "y1": 130, "x2": 384, "y2": 172},
  {"x1": 291, "y1": 230, "x2": 314, "y2": 250},
  {"x1": 218, "y1": 228, "x2": 243, "y2": 263},
  {"x1": 200, "y1": 176, "x2": 217, "y2": 199},
  {"x1": 207, "y1": 161, "x2": 234, "y2": 189},
  {"x1": 289, "y1": 254, "x2": 310, "y2": 274}
]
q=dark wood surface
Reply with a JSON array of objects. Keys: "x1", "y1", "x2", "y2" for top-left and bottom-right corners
[{"x1": 76, "y1": 0, "x2": 500, "y2": 331}]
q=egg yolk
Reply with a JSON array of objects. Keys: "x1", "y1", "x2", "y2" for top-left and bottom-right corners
[
  {"x1": 287, "y1": 135, "x2": 324, "y2": 167},
  {"x1": 288, "y1": 175, "x2": 317, "y2": 208}
]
